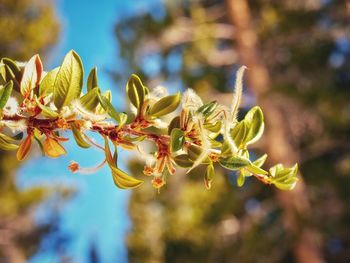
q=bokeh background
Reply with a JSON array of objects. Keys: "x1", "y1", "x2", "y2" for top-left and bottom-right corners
[{"x1": 0, "y1": 0, "x2": 350, "y2": 262}]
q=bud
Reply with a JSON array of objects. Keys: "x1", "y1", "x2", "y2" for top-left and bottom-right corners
[{"x1": 68, "y1": 161, "x2": 80, "y2": 173}]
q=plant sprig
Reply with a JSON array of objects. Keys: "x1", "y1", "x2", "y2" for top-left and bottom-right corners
[{"x1": 0, "y1": 50, "x2": 298, "y2": 191}]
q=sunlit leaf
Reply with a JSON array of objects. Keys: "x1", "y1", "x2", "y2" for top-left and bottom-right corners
[
  {"x1": 87, "y1": 67, "x2": 98, "y2": 91},
  {"x1": 20, "y1": 54, "x2": 43, "y2": 98},
  {"x1": 98, "y1": 93, "x2": 121, "y2": 123},
  {"x1": 80, "y1": 87, "x2": 100, "y2": 111},
  {"x1": 204, "y1": 121, "x2": 221, "y2": 133},
  {"x1": 43, "y1": 136, "x2": 67, "y2": 158},
  {"x1": 126, "y1": 74, "x2": 148, "y2": 111},
  {"x1": 71, "y1": 123, "x2": 90, "y2": 148},
  {"x1": 0, "y1": 81, "x2": 13, "y2": 109},
  {"x1": 16, "y1": 135, "x2": 32, "y2": 161},
  {"x1": 218, "y1": 155, "x2": 251, "y2": 170},
  {"x1": 39, "y1": 67, "x2": 59, "y2": 97},
  {"x1": 170, "y1": 128, "x2": 185, "y2": 152},
  {"x1": 204, "y1": 163, "x2": 215, "y2": 189},
  {"x1": 187, "y1": 144, "x2": 210, "y2": 164},
  {"x1": 53, "y1": 50, "x2": 84, "y2": 110},
  {"x1": 0, "y1": 133, "x2": 19, "y2": 151},
  {"x1": 237, "y1": 171, "x2": 245, "y2": 187},
  {"x1": 104, "y1": 136, "x2": 143, "y2": 189},
  {"x1": 268, "y1": 164, "x2": 298, "y2": 190},
  {"x1": 230, "y1": 120, "x2": 248, "y2": 148},
  {"x1": 96, "y1": 90, "x2": 111, "y2": 114},
  {"x1": 1, "y1": 58, "x2": 21, "y2": 81},
  {"x1": 35, "y1": 96, "x2": 59, "y2": 118},
  {"x1": 244, "y1": 106, "x2": 264, "y2": 145},
  {"x1": 149, "y1": 92, "x2": 181, "y2": 117},
  {"x1": 197, "y1": 101, "x2": 217, "y2": 117}
]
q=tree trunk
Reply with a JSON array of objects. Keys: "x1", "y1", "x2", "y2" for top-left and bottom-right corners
[{"x1": 225, "y1": 0, "x2": 325, "y2": 262}]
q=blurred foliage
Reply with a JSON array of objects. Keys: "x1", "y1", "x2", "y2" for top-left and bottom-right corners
[
  {"x1": 0, "y1": 0, "x2": 59, "y2": 60},
  {"x1": 113, "y1": 0, "x2": 350, "y2": 262},
  {"x1": 0, "y1": 0, "x2": 72, "y2": 262}
]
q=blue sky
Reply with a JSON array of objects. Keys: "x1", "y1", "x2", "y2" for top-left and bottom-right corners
[{"x1": 16, "y1": 0, "x2": 161, "y2": 262}]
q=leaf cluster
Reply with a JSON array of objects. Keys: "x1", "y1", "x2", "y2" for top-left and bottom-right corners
[{"x1": 0, "y1": 51, "x2": 298, "y2": 191}]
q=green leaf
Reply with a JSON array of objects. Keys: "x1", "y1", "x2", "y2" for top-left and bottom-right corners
[
  {"x1": 246, "y1": 163, "x2": 268, "y2": 175},
  {"x1": 1, "y1": 58, "x2": 21, "y2": 81},
  {"x1": 269, "y1": 164, "x2": 298, "y2": 190},
  {"x1": 187, "y1": 144, "x2": 210, "y2": 164},
  {"x1": 71, "y1": 123, "x2": 90, "y2": 148},
  {"x1": 168, "y1": 116, "x2": 180, "y2": 135},
  {"x1": 149, "y1": 92, "x2": 181, "y2": 117},
  {"x1": 237, "y1": 171, "x2": 245, "y2": 187},
  {"x1": 0, "y1": 81, "x2": 13, "y2": 109},
  {"x1": 80, "y1": 87, "x2": 100, "y2": 111},
  {"x1": 197, "y1": 101, "x2": 217, "y2": 117},
  {"x1": 204, "y1": 163, "x2": 215, "y2": 189},
  {"x1": 96, "y1": 90, "x2": 111, "y2": 114},
  {"x1": 0, "y1": 133, "x2": 19, "y2": 151},
  {"x1": 104, "y1": 136, "x2": 143, "y2": 189},
  {"x1": 39, "y1": 67, "x2": 59, "y2": 97},
  {"x1": 126, "y1": 74, "x2": 148, "y2": 111},
  {"x1": 253, "y1": 154, "x2": 267, "y2": 167},
  {"x1": 87, "y1": 67, "x2": 98, "y2": 91},
  {"x1": 174, "y1": 154, "x2": 193, "y2": 168},
  {"x1": 204, "y1": 121, "x2": 221, "y2": 133},
  {"x1": 244, "y1": 106, "x2": 264, "y2": 145},
  {"x1": 219, "y1": 155, "x2": 251, "y2": 170},
  {"x1": 170, "y1": 128, "x2": 185, "y2": 152},
  {"x1": 0, "y1": 62, "x2": 20, "y2": 91},
  {"x1": 208, "y1": 136, "x2": 222, "y2": 148},
  {"x1": 53, "y1": 50, "x2": 84, "y2": 110},
  {"x1": 34, "y1": 96, "x2": 59, "y2": 119},
  {"x1": 230, "y1": 120, "x2": 248, "y2": 148},
  {"x1": 98, "y1": 93, "x2": 121, "y2": 123}
]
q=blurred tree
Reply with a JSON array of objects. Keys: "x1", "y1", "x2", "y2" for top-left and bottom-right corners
[
  {"x1": 113, "y1": 0, "x2": 350, "y2": 262},
  {"x1": 0, "y1": 0, "x2": 70, "y2": 262},
  {"x1": 0, "y1": 0, "x2": 59, "y2": 60}
]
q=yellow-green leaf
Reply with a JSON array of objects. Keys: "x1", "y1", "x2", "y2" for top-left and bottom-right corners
[
  {"x1": 104, "y1": 136, "x2": 143, "y2": 189},
  {"x1": 87, "y1": 67, "x2": 98, "y2": 91},
  {"x1": 35, "y1": 96, "x2": 59, "y2": 119},
  {"x1": 0, "y1": 81, "x2": 13, "y2": 109},
  {"x1": 170, "y1": 128, "x2": 185, "y2": 152},
  {"x1": 98, "y1": 93, "x2": 121, "y2": 123},
  {"x1": 126, "y1": 74, "x2": 148, "y2": 111},
  {"x1": 1, "y1": 58, "x2": 21, "y2": 81},
  {"x1": 149, "y1": 92, "x2": 181, "y2": 117},
  {"x1": 218, "y1": 155, "x2": 251, "y2": 170},
  {"x1": 53, "y1": 50, "x2": 84, "y2": 110},
  {"x1": 80, "y1": 87, "x2": 100, "y2": 111},
  {"x1": 71, "y1": 123, "x2": 90, "y2": 148},
  {"x1": 244, "y1": 106, "x2": 264, "y2": 145},
  {"x1": 230, "y1": 120, "x2": 248, "y2": 148},
  {"x1": 39, "y1": 67, "x2": 59, "y2": 97},
  {"x1": 0, "y1": 133, "x2": 19, "y2": 151},
  {"x1": 269, "y1": 164, "x2": 298, "y2": 190},
  {"x1": 96, "y1": 90, "x2": 111, "y2": 114},
  {"x1": 197, "y1": 101, "x2": 217, "y2": 117},
  {"x1": 204, "y1": 163, "x2": 215, "y2": 189}
]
